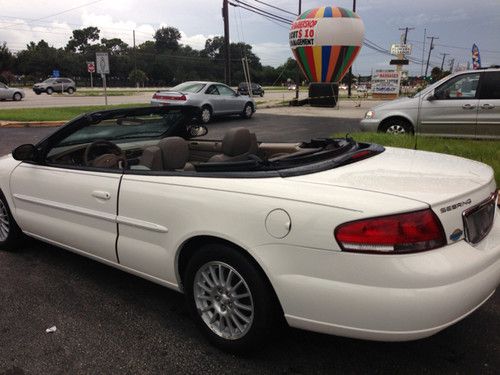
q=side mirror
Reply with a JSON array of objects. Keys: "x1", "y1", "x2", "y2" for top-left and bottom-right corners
[
  {"x1": 188, "y1": 125, "x2": 208, "y2": 138},
  {"x1": 235, "y1": 92, "x2": 240, "y2": 97},
  {"x1": 12, "y1": 144, "x2": 36, "y2": 161},
  {"x1": 427, "y1": 93, "x2": 436, "y2": 101}
]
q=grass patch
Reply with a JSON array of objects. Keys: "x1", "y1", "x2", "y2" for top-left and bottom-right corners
[
  {"x1": 0, "y1": 104, "x2": 147, "y2": 122},
  {"x1": 336, "y1": 132, "x2": 500, "y2": 186}
]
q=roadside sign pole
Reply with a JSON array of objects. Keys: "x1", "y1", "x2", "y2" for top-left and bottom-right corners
[
  {"x1": 90, "y1": 72, "x2": 93, "y2": 88},
  {"x1": 96, "y1": 53, "x2": 110, "y2": 106},
  {"x1": 102, "y1": 73, "x2": 108, "y2": 106}
]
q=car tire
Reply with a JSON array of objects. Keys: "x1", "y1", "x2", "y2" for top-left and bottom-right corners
[
  {"x1": 34, "y1": 91, "x2": 41, "y2": 95},
  {"x1": 67, "y1": 87, "x2": 75, "y2": 94},
  {"x1": 184, "y1": 243, "x2": 280, "y2": 352},
  {"x1": 260, "y1": 92, "x2": 264, "y2": 97},
  {"x1": 0, "y1": 191, "x2": 24, "y2": 252},
  {"x1": 200, "y1": 106, "x2": 212, "y2": 124},
  {"x1": 379, "y1": 118, "x2": 414, "y2": 135},
  {"x1": 46, "y1": 87, "x2": 53, "y2": 95},
  {"x1": 241, "y1": 103, "x2": 254, "y2": 119},
  {"x1": 12, "y1": 92, "x2": 22, "y2": 101}
]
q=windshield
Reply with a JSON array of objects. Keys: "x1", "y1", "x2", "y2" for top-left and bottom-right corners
[
  {"x1": 171, "y1": 82, "x2": 206, "y2": 93},
  {"x1": 51, "y1": 111, "x2": 187, "y2": 150},
  {"x1": 43, "y1": 78, "x2": 57, "y2": 84}
]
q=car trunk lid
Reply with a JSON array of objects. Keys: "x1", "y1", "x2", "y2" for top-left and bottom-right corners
[{"x1": 290, "y1": 147, "x2": 497, "y2": 245}]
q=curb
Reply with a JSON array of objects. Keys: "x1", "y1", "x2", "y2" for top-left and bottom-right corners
[{"x1": 0, "y1": 121, "x2": 65, "y2": 128}]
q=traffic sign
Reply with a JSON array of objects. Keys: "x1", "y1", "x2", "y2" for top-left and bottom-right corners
[
  {"x1": 96, "y1": 52, "x2": 110, "y2": 74},
  {"x1": 87, "y1": 61, "x2": 95, "y2": 73}
]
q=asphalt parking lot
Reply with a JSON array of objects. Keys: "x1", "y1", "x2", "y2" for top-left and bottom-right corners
[{"x1": 0, "y1": 114, "x2": 499, "y2": 374}]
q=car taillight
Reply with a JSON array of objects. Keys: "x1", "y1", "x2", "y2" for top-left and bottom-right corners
[
  {"x1": 334, "y1": 209, "x2": 446, "y2": 254},
  {"x1": 152, "y1": 93, "x2": 187, "y2": 101}
]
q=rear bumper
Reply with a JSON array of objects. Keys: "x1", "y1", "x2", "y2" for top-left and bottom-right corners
[{"x1": 252, "y1": 209, "x2": 500, "y2": 341}]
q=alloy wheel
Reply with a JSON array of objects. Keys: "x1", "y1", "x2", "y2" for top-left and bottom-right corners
[
  {"x1": 193, "y1": 261, "x2": 254, "y2": 340},
  {"x1": 201, "y1": 108, "x2": 211, "y2": 123},
  {"x1": 386, "y1": 124, "x2": 406, "y2": 134},
  {"x1": 0, "y1": 199, "x2": 10, "y2": 242},
  {"x1": 245, "y1": 105, "x2": 253, "y2": 117}
]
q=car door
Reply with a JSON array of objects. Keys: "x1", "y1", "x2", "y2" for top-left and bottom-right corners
[
  {"x1": 476, "y1": 70, "x2": 500, "y2": 138},
  {"x1": 204, "y1": 85, "x2": 225, "y2": 115},
  {"x1": 9, "y1": 119, "x2": 123, "y2": 263},
  {"x1": 217, "y1": 84, "x2": 243, "y2": 113},
  {"x1": 0, "y1": 83, "x2": 7, "y2": 99},
  {"x1": 419, "y1": 72, "x2": 480, "y2": 137}
]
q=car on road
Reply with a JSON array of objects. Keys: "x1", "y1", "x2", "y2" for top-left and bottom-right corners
[
  {"x1": 151, "y1": 81, "x2": 255, "y2": 124},
  {"x1": 33, "y1": 78, "x2": 77, "y2": 95},
  {"x1": 361, "y1": 67, "x2": 500, "y2": 138},
  {"x1": 1, "y1": 105, "x2": 499, "y2": 352},
  {"x1": 0, "y1": 83, "x2": 25, "y2": 101},
  {"x1": 237, "y1": 82, "x2": 265, "y2": 97}
]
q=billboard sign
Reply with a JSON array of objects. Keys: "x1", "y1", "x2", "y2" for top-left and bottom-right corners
[
  {"x1": 390, "y1": 44, "x2": 412, "y2": 55},
  {"x1": 372, "y1": 70, "x2": 401, "y2": 95}
]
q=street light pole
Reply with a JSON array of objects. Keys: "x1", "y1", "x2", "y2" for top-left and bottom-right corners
[{"x1": 347, "y1": 0, "x2": 356, "y2": 97}]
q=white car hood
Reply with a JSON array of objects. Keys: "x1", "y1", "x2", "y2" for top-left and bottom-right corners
[{"x1": 290, "y1": 147, "x2": 496, "y2": 207}]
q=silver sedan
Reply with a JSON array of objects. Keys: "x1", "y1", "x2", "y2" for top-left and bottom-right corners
[
  {"x1": 0, "y1": 83, "x2": 25, "y2": 101},
  {"x1": 151, "y1": 81, "x2": 256, "y2": 124}
]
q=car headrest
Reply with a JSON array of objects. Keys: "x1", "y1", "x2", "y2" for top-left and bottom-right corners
[
  {"x1": 139, "y1": 146, "x2": 162, "y2": 170},
  {"x1": 158, "y1": 137, "x2": 189, "y2": 170},
  {"x1": 222, "y1": 127, "x2": 251, "y2": 156}
]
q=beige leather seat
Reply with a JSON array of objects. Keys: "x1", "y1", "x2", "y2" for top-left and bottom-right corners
[
  {"x1": 208, "y1": 128, "x2": 257, "y2": 162},
  {"x1": 136, "y1": 137, "x2": 194, "y2": 171}
]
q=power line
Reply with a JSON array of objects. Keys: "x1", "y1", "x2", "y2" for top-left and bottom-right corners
[
  {"x1": 230, "y1": 1, "x2": 293, "y2": 24},
  {"x1": 250, "y1": 0, "x2": 298, "y2": 17},
  {"x1": 0, "y1": 0, "x2": 103, "y2": 30}
]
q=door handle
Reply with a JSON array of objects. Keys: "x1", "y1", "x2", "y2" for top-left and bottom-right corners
[
  {"x1": 462, "y1": 104, "x2": 475, "y2": 110},
  {"x1": 481, "y1": 104, "x2": 495, "y2": 109},
  {"x1": 92, "y1": 191, "x2": 111, "y2": 200}
]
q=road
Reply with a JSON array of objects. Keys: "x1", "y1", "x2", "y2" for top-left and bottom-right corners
[
  {"x1": 0, "y1": 89, "x2": 310, "y2": 109},
  {"x1": 0, "y1": 115, "x2": 499, "y2": 375}
]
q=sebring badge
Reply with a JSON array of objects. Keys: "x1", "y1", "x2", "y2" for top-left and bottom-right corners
[{"x1": 440, "y1": 199, "x2": 472, "y2": 213}]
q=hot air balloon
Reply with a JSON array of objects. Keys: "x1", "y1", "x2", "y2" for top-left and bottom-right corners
[{"x1": 289, "y1": 6, "x2": 365, "y2": 83}]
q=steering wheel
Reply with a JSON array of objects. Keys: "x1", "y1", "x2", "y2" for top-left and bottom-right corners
[{"x1": 84, "y1": 140, "x2": 127, "y2": 168}]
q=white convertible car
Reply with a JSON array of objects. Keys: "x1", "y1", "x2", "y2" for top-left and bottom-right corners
[{"x1": 0, "y1": 105, "x2": 499, "y2": 352}]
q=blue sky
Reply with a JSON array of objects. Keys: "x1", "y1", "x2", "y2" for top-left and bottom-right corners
[{"x1": 0, "y1": 0, "x2": 499, "y2": 75}]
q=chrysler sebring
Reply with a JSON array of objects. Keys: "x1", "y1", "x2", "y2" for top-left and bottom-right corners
[{"x1": 0, "y1": 105, "x2": 499, "y2": 352}]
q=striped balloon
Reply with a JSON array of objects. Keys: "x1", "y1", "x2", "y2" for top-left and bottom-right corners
[{"x1": 289, "y1": 6, "x2": 365, "y2": 83}]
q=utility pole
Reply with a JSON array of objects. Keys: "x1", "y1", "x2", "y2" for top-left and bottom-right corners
[
  {"x1": 133, "y1": 30, "x2": 137, "y2": 88},
  {"x1": 425, "y1": 36, "x2": 438, "y2": 77},
  {"x1": 420, "y1": 28, "x2": 426, "y2": 76},
  {"x1": 398, "y1": 26, "x2": 414, "y2": 44},
  {"x1": 295, "y1": 0, "x2": 302, "y2": 100},
  {"x1": 440, "y1": 53, "x2": 449, "y2": 71},
  {"x1": 222, "y1": 0, "x2": 231, "y2": 85},
  {"x1": 448, "y1": 58, "x2": 455, "y2": 73},
  {"x1": 347, "y1": 0, "x2": 356, "y2": 97}
]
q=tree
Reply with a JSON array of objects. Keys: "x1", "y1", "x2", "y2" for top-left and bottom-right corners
[
  {"x1": 101, "y1": 38, "x2": 129, "y2": 55},
  {"x1": 0, "y1": 42, "x2": 14, "y2": 72},
  {"x1": 66, "y1": 27, "x2": 100, "y2": 54},
  {"x1": 128, "y1": 68, "x2": 147, "y2": 87},
  {"x1": 154, "y1": 27, "x2": 181, "y2": 52}
]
